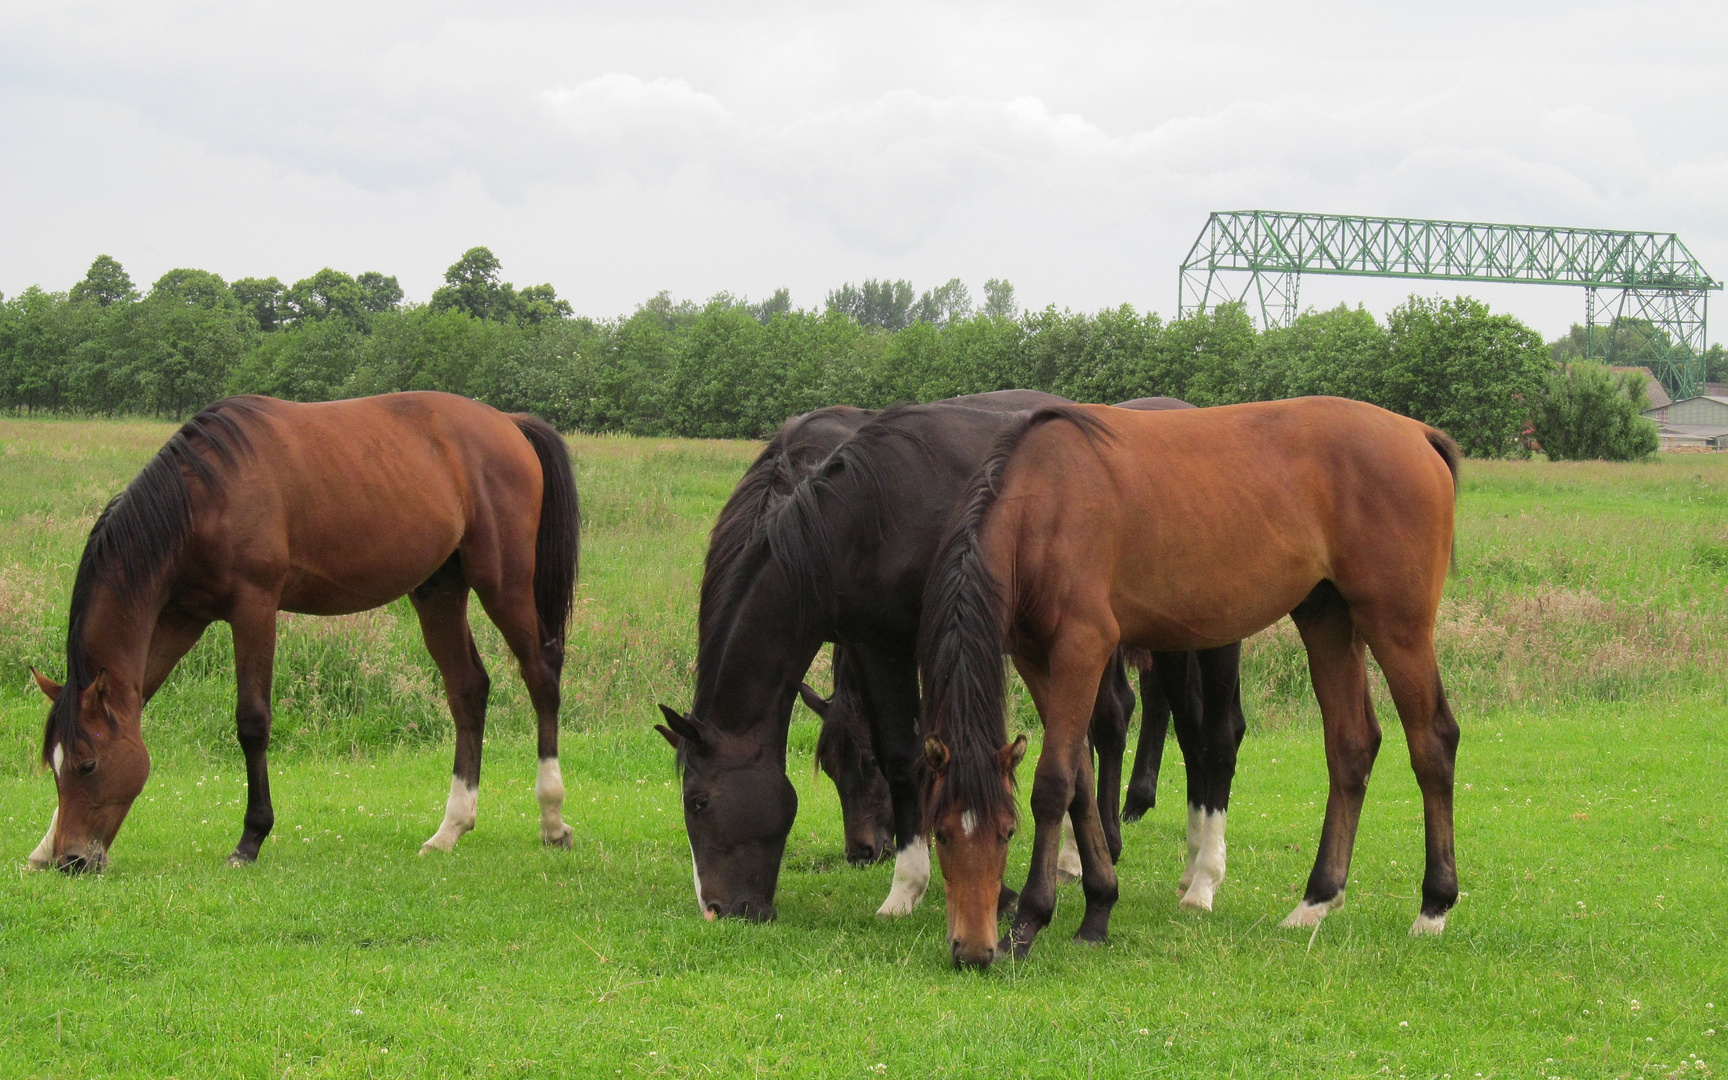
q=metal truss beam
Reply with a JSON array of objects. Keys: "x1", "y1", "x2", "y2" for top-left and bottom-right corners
[{"x1": 1177, "y1": 210, "x2": 1721, "y2": 397}]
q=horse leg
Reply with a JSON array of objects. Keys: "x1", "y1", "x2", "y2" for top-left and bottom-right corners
[
  {"x1": 1009, "y1": 634, "x2": 1115, "y2": 959},
  {"x1": 1087, "y1": 650, "x2": 1133, "y2": 865},
  {"x1": 1365, "y1": 630, "x2": 1460, "y2": 936},
  {"x1": 1068, "y1": 749, "x2": 1120, "y2": 944},
  {"x1": 228, "y1": 597, "x2": 279, "y2": 865},
  {"x1": 1175, "y1": 644, "x2": 1245, "y2": 912},
  {"x1": 1150, "y1": 652, "x2": 1203, "y2": 899},
  {"x1": 1121, "y1": 655, "x2": 1170, "y2": 822},
  {"x1": 412, "y1": 578, "x2": 493, "y2": 853},
  {"x1": 1281, "y1": 586, "x2": 1379, "y2": 928},
  {"x1": 847, "y1": 643, "x2": 932, "y2": 918},
  {"x1": 472, "y1": 577, "x2": 572, "y2": 851}
]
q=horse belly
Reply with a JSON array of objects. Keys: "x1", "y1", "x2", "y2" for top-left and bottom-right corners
[
  {"x1": 276, "y1": 481, "x2": 467, "y2": 615},
  {"x1": 1111, "y1": 533, "x2": 1322, "y2": 651}
]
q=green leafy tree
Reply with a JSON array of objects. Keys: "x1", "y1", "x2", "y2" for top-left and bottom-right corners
[
  {"x1": 982, "y1": 278, "x2": 1018, "y2": 321},
  {"x1": 69, "y1": 255, "x2": 138, "y2": 307},
  {"x1": 129, "y1": 269, "x2": 255, "y2": 417},
  {"x1": 430, "y1": 247, "x2": 568, "y2": 324},
  {"x1": 233, "y1": 277, "x2": 286, "y2": 331},
  {"x1": 826, "y1": 279, "x2": 915, "y2": 330},
  {"x1": 356, "y1": 272, "x2": 404, "y2": 315},
  {"x1": 1531, "y1": 362, "x2": 1659, "y2": 461},
  {"x1": 1247, "y1": 304, "x2": 1391, "y2": 403},
  {"x1": 514, "y1": 283, "x2": 573, "y2": 325},
  {"x1": 283, "y1": 269, "x2": 371, "y2": 327},
  {"x1": 748, "y1": 288, "x2": 792, "y2": 326},
  {"x1": 1384, "y1": 296, "x2": 1551, "y2": 457},
  {"x1": 912, "y1": 279, "x2": 972, "y2": 327}
]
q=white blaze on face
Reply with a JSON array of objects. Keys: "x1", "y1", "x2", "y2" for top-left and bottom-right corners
[
  {"x1": 534, "y1": 757, "x2": 573, "y2": 847},
  {"x1": 691, "y1": 842, "x2": 714, "y2": 920},
  {"x1": 960, "y1": 810, "x2": 977, "y2": 838},
  {"x1": 420, "y1": 776, "x2": 478, "y2": 853},
  {"x1": 51, "y1": 744, "x2": 64, "y2": 779},
  {"x1": 1178, "y1": 807, "x2": 1227, "y2": 911},
  {"x1": 877, "y1": 836, "x2": 929, "y2": 917},
  {"x1": 27, "y1": 807, "x2": 58, "y2": 869}
]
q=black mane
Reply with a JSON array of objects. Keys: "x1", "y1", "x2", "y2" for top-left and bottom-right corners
[
  {"x1": 692, "y1": 406, "x2": 875, "y2": 722},
  {"x1": 44, "y1": 398, "x2": 261, "y2": 761},
  {"x1": 917, "y1": 406, "x2": 1114, "y2": 823}
]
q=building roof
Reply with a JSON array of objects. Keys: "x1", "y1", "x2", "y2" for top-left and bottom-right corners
[{"x1": 1657, "y1": 424, "x2": 1728, "y2": 439}]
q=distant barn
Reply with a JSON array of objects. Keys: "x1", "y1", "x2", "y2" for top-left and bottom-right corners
[{"x1": 1642, "y1": 391, "x2": 1728, "y2": 449}]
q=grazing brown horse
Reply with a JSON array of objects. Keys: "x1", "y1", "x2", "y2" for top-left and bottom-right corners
[
  {"x1": 28, "y1": 392, "x2": 579, "y2": 872},
  {"x1": 919, "y1": 397, "x2": 1459, "y2": 968}
]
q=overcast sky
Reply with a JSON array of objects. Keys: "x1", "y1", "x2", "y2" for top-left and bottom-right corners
[{"x1": 3, "y1": 1, "x2": 1725, "y2": 336}]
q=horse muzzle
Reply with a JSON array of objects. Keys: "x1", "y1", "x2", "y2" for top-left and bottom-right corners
[{"x1": 56, "y1": 843, "x2": 108, "y2": 874}]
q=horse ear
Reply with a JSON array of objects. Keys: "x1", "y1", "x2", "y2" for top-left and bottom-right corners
[
  {"x1": 796, "y1": 683, "x2": 830, "y2": 718},
  {"x1": 90, "y1": 669, "x2": 110, "y2": 699},
  {"x1": 998, "y1": 735, "x2": 1028, "y2": 774},
  {"x1": 924, "y1": 736, "x2": 950, "y2": 775},
  {"x1": 30, "y1": 667, "x2": 62, "y2": 704},
  {"x1": 657, "y1": 704, "x2": 706, "y2": 750}
]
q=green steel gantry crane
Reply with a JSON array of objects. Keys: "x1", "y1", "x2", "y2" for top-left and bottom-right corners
[{"x1": 1178, "y1": 210, "x2": 1723, "y2": 399}]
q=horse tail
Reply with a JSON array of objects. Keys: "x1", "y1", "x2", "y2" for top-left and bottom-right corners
[
  {"x1": 1424, "y1": 426, "x2": 1461, "y2": 569},
  {"x1": 919, "y1": 406, "x2": 1113, "y2": 821},
  {"x1": 513, "y1": 415, "x2": 581, "y2": 673}
]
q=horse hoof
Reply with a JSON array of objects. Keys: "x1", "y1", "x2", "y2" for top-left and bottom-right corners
[
  {"x1": 1073, "y1": 928, "x2": 1108, "y2": 946},
  {"x1": 1409, "y1": 912, "x2": 1447, "y2": 936},
  {"x1": 543, "y1": 824, "x2": 574, "y2": 849},
  {"x1": 1179, "y1": 888, "x2": 1215, "y2": 912},
  {"x1": 226, "y1": 852, "x2": 256, "y2": 867},
  {"x1": 1280, "y1": 893, "x2": 1345, "y2": 929}
]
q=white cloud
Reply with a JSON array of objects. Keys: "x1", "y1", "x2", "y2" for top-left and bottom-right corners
[{"x1": 1, "y1": 0, "x2": 1725, "y2": 335}]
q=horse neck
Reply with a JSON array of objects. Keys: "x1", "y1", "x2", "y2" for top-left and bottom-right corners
[
  {"x1": 694, "y1": 568, "x2": 823, "y2": 745},
  {"x1": 78, "y1": 580, "x2": 164, "y2": 711}
]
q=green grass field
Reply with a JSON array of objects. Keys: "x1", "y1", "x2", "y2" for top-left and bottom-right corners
[{"x1": 0, "y1": 418, "x2": 1725, "y2": 1078}]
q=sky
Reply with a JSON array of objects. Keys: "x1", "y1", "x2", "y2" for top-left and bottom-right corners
[{"x1": 2, "y1": 0, "x2": 1725, "y2": 337}]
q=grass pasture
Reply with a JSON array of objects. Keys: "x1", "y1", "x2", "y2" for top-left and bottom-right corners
[{"x1": 0, "y1": 417, "x2": 1724, "y2": 1078}]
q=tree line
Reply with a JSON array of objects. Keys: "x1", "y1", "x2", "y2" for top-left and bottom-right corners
[{"x1": 0, "y1": 249, "x2": 1675, "y2": 459}]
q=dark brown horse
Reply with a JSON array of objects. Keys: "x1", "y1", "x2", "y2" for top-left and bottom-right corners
[
  {"x1": 920, "y1": 398, "x2": 1460, "y2": 967},
  {"x1": 28, "y1": 392, "x2": 579, "y2": 871}
]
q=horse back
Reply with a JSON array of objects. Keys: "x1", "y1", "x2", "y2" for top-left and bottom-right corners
[
  {"x1": 186, "y1": 393, "x2": 542, "y2": 615},
  {"x1": 988, "y1": 397, "x2": 1456, "y2": 651}
]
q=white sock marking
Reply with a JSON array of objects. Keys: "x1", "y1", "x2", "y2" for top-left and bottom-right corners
[
  {"x1": 1179, "y1": 808, "x2": 1227, "y2": 911},
  {"x1": 877, "y1": 836, "x2": 929, "y2": 917},
  {"x1": 1056, "y1": 813, "x2": 1083, "y2": 882},
  {"x1": 535, "y1": 758, "x2": 572, "y2": 847},
  {"x1": 1280, "y1": 891, "x2": 1347, "y2": 929},
  {"x1": 27, "y1": 807, "x2": 57, "y2": 869},
  {"x1": 1409, "y1": 911, "x2": 1447, "y2": 936},
  {"x1": 420, "y1": 776, "x2": 477, "y2": 853}
]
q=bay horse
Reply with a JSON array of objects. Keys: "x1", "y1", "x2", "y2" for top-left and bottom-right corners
[
  {"x1": 28, "y1": 392, "x2": 579, "y2": 872},
  {"x1": 659, "y1": 391, "x2": 1244, "y2": 922},
  {"x1": 795, "y1": 395, "x2": 1249, "y2": 906},
  {"x1": 919, "y1": 397, "x2": 1459, "y2": 968}
]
